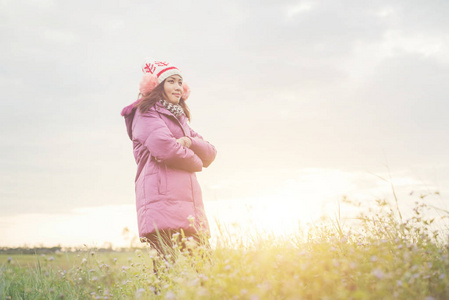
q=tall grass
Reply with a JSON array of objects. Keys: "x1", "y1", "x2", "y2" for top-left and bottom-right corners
[{"x1": 1, "y1": 194, "x2": 448, "y2": 299}]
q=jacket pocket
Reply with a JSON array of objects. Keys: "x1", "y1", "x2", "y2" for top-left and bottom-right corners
[{"x1": 158, "y1": 164, "x2": 167, "y2": 195}]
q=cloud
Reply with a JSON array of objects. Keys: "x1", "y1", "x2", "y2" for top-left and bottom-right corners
[{"x1": 1, "y1": 0, "x2": 448, "y2": 218}]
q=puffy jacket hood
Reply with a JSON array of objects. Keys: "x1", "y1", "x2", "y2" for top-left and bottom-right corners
[{"x1": 121, "y1": 99, "x2": 141, "y2": 140}]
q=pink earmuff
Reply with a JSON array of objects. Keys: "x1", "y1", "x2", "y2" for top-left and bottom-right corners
[
  {"x1": 182, "y1": 82, "x2": 191, "y2": 101},
  {"x1": 139, "y1": 74, "x2": 159, "y2": 96},
  {"x1": 139, "y1": 74, "x2": 191, "y2": 101}
]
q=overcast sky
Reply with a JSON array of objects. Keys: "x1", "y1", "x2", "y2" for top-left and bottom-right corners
[{"x1": 1, "y1": 0, "x2": 448, "y2": 246}]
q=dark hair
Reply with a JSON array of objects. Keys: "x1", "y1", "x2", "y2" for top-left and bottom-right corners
[{"x1": 137, "y1": 79, "x2": 191, "y2": 121}]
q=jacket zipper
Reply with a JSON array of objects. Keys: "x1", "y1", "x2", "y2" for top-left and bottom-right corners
[
  {"x1": 156, "y1": 105, "x2": 188, "y2": 136},
  {"x1": 156, "y1": 105, "x2": 198, "y2": 221}
]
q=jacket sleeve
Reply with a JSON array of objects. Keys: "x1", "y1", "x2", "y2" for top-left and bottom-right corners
[
  {"x1": 188, "y1": 126, "x2": 217, "y2": 168},
  {"x1": 133, "y1": 110, "x2": 203, "y2": 172}
]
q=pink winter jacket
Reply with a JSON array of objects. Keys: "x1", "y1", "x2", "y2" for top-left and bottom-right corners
[{"x1": 121, "y1": 101, "x2": 217, "y2": 239}]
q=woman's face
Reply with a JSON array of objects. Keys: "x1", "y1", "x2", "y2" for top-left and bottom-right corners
[{"x1": 163, "y1": 75, "x2": 183, "y2": 104}]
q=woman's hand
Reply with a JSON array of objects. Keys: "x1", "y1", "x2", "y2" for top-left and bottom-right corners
[{"x1": 176, "y1": 137, "x2": 192, "y2": 148}]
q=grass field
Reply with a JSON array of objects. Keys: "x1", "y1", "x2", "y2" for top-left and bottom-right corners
[{"x1": 1, "y1": 196, "x2": 449, "y2": 299}]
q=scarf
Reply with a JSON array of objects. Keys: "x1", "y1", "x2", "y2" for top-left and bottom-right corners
[{"x1": 159, "y1": 99, "x2": 184, "y2": 117}]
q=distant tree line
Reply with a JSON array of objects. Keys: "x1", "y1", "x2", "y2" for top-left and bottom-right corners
[
  {"x1": 0, "y1": 246, "x2": 62, "y2": 255},
  {"x1": 0, "y1": 246, "x2": 143, "y2": 254}
]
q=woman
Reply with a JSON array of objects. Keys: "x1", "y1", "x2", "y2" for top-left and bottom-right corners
[{"x1": 121, "y1": 59, "x2": 217, "y2": 255}]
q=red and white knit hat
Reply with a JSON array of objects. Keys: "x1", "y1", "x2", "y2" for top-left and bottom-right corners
[{"x1": 139, "y1": 58, "x2": 191, "y2": 100}]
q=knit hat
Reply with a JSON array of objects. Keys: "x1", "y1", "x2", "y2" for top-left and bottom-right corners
[{"x1": 139, "y1": 58, "x2": 191, "y2": 100}]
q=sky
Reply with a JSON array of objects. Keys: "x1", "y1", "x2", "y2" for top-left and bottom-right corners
[{"x1": 1, "y1": 0, "x2": 449, "y2": 248}]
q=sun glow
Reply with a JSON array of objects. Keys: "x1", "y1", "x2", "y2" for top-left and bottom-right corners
[{"x1": 205, "y1": 168, "x2": 359, "y2": 238}]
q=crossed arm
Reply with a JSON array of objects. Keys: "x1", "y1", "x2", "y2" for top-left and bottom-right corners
[
  {"x1": 177, "y1": 126, "x2": 217, "y2": 168},
  {"x1": 133, "y1": 110, "x2": 217, "y2": 171},
  {"x1": 133, "y1": 111, "x2": 203, "y2": 172}
]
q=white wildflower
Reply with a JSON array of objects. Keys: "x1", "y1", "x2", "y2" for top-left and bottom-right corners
[
  {"x1": 135, "y1": 288, "x2": 145, "y2": 299},
  {"x1": 372, "y1": 268, "x2": 384, "y2": 279},
  {"x1": 165, "y1": 291, "x2": 176, "y2": 300}
]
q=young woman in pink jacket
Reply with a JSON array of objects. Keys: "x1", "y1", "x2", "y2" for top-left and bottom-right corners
[{"x1": 121, "y1": 59, "x2": 217, "y2": 255}]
